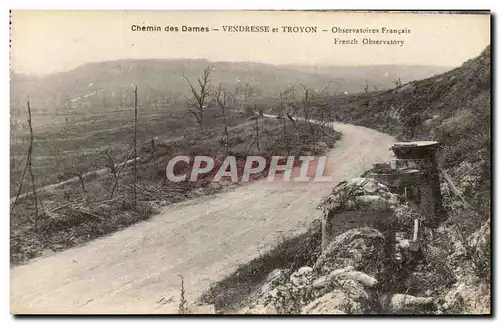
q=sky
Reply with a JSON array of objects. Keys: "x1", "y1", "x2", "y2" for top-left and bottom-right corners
[{"x1": 11, "y1": 11, "x2": 491, "y2": 75}]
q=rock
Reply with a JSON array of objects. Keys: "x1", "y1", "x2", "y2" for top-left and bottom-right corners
[
  {"x1": 260, "y1": 269, "x2": 285, "y2": 295},
  {"x1": 290, "y1": 277, "x2": 303, "y2": 287},
  {"x1": 318, "y1": 177, "x2": 408, "y2": 253},
  {"x1": 312, "y1": 266, "x2": 354, "y2": 289},
  {"x1": 245, "y1": 226, "x2": 383, "y2": 314},
  {"x1": 389, "y1": 294, "x2": 435, "y2": 313},
  {"x1": 268, "y1": 288, "x2": 278, "y2": 299},
  {"x1": 296, "y1": 266, "x2": 313, "y2": 275},
  {"x1": 312, "y1": 276, "x2": 328, "y2": 289},
  {"x1": 266, "y1": 268, "x2": 284, "y2": 282},
  {"x1": 290, "y1": 278, "x2": 309, "y2": 289},
  {"x1": 314, "y1": 227, "x2": 385, "y2": 276},
  {"x1": 311, "y1": 267, "x2": 377, "y2": 290},
  {"x1": 442, "y1": 282, "x2": 490, "y2": 314},
  {"x1": 313, "y1": 141, "x2": 328, "y2": 153},
  {"x1": 245, "y1": 267, "x2": 313, "y2": 314},
  {"x1": 336, "y1": 278, "x2": 370, "y2": 301},
  {"x1": 302, "y1": 290, "x2": 360, "y2": 314},
  {"x1": 318, "y1": 178, "x2": 398, "y2": 216},
  {"x1": 290, "y1": 266, "x2": 313, "y2": 287},
  {"x1": 467, "y1": 219, "x2": 490, "y2": 255},
  {"x1": 355, "y1": 195, "x2": 392, "y2": 210},
  {"x1": 329, "y1": 266, "x2": 355, "y2": 276},
  {"x1": 337, "y1": 271, "x2": 378, "y2": 287}
]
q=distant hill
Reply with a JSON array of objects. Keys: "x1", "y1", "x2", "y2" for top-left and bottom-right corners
[
  {"x1": 282, "y1": 64, "x2": 452, "y2": 86},
  {"x1": 10, "y1": 59, "x2": 451, "y2": 116}
]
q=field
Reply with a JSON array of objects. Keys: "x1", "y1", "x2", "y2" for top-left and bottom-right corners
[
  {"x1": 10, "y1": 95, "x2": 341, "y2": 265},
  {"x1": 11, "y1": 98, "x2": 203, "y2": 192}
]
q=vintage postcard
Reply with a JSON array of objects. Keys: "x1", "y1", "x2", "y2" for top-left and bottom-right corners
[{"x1": 9, "y1": 10, "x2": 491, "y2": 315}]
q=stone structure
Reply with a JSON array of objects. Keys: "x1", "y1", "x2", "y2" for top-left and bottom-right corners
[{"x1": 389, "y1": 141, "x2": 444, "y2": 227}]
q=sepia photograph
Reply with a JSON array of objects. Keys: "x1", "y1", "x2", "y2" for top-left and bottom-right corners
[{"x1": 9, "y1": 10, "x2": 491, "y2": 315}]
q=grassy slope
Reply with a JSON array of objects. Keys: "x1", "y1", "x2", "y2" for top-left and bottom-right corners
[{"x1": 312, "y1": 46, "x2": 491, "y2": 231}]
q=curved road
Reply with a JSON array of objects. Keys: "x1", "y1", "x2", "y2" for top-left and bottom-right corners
[{"x1": 10, "y1": 121, "x2": 394, "y2": 314}]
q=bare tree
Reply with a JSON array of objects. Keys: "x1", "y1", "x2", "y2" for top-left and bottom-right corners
[
  {"x1": 256, "y1": 104, "x2": 264, "y2": 116},
  {"x1": 214, "y1": 84, "x2": 230, "y2": 155},
  {"x1": 133, "y1": 85, "x2": 138, "y2": 207},
  {"x1": 232, "y1": 90, "x2": 239, "y2": 110},
  {"x1": 71, "y1": 151, "x2": 99, "y2": 194},
  {"x1": 278, "y1": 92, "x2": 285, "y2": 118},
  {"x1": 109, "y1": 149, "x2": 134, "y2": 199},
  {"x1": 105, "y1": 148, "x2": 117, "y2": 177},
  {"x1": 151, "y1": 137, "x2": 156, "y2": 159},
  {"x1": 76, "y1": 172, "x2": 86, "y2": 193},
  {"x1": 255, "y1": 115, "x2": 260, "y2": 151},
  {"x1": 232, "y1": 87, "x2": 241, "y2": 110},
  {"x1": 285, "y1": 99, "x2": 302, "y2": 134},
  {"x1": 11, "y1": 149, "x2": 29, "y2": 215},
  {"x1": 184, "y1": 67, "x2": 212, "y2": 126},
  {"x1": 299, "y1": 84, "x2": 313, "y2": 138},
  {"x1": 26, "y1": 101, "x2": 39, "y2": 225},
  {"x1": 11, "y1": 101, "x2": 44, "y2": 228},
  {"x1": 281, "y1": 86, "x2": 295, "y2": 114}
]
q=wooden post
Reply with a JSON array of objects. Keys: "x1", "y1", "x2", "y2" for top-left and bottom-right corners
[
  {"x1": 133, "y1": 86, "x2": 138, "y2": 207},
  {"x1": 255, "y1": 116, "x2": 260, "y2": 151},
  {"x1": 27, "y1": 101, "x2": 39, "y2": 228},
  {"x1": 151, "y1": 138, "x2": 156, "y2": 158},
  {"x1": 413, "y1": 218, "x2": 419, "y2": 242},
  {"x1": 283, "y1": 115, "x2": 287, "y2": 134},
  {"x1": 220, "y1": 89, "x2": 229, "y2": 156}
]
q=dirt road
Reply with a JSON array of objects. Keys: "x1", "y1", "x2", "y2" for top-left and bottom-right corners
[{"x1": 10, "y1": 122, "x2": 394, "y2": 314}]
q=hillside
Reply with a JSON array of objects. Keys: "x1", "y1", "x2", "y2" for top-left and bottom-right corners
[
  {"x1": 10, "y1": 60, "x2": 450, "y2": 117},
  {"x1": 311, "y1": 45, "x2": 491, "y2": 227},
  {"x1": 201, "y1": 46, "x2": 491, "y2": 314}
]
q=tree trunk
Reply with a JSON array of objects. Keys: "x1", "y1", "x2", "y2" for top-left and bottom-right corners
[{"x1": 133, "y1": 86, "x2": 138, "y2": 207}]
